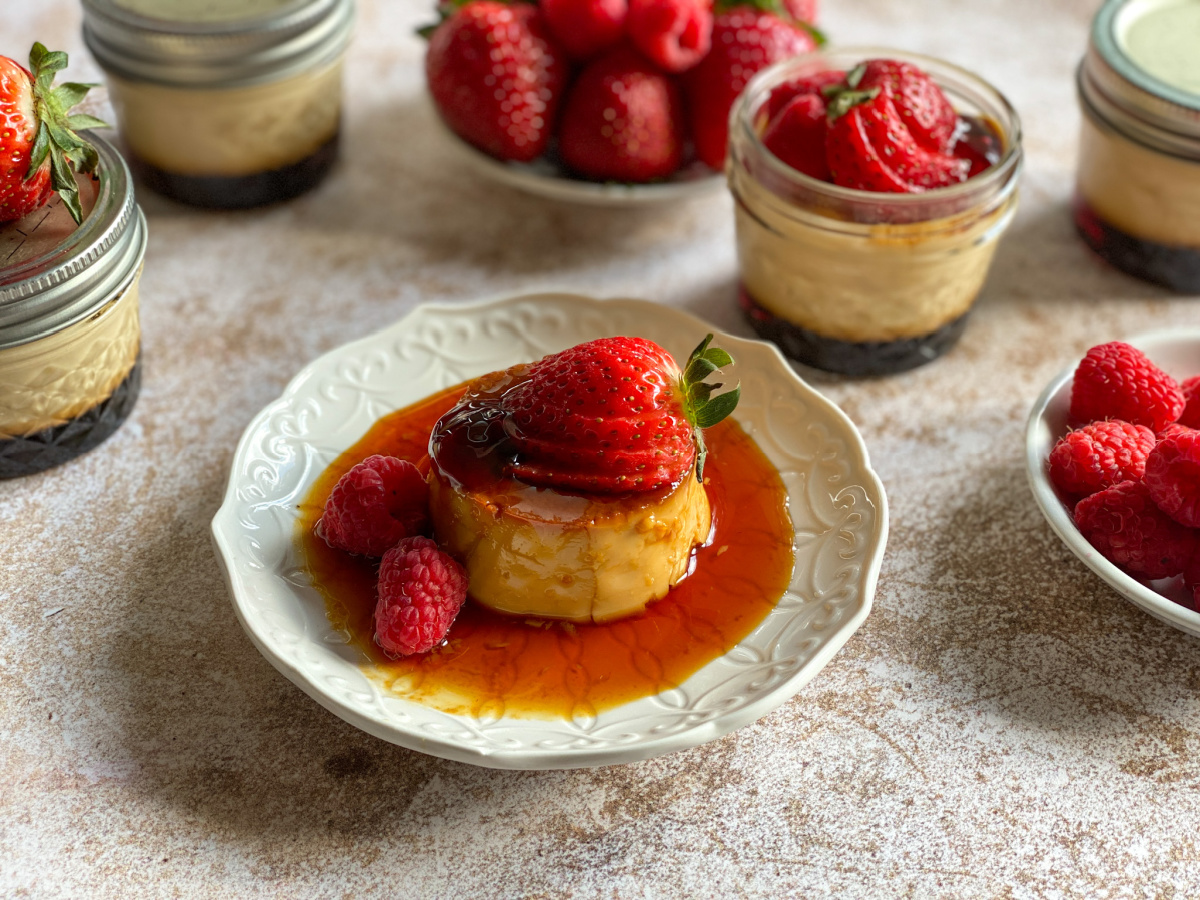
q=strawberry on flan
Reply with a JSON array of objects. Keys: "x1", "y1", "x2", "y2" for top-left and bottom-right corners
[{"x1": 427, "y1": 335, "x2": 740, "y2": 623}]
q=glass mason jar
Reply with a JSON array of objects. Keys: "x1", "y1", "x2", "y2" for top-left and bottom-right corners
[
  {"x1": 0, "y1": 134, "x2": 148, "y2": 478},
  {"x1": 82, "y1": 0, "x2": 354, "y2": 209},
  {"x1": 729, "y1": 48, "x2": 1023, "y2": 376},
  {"x1": 1075, "y1": 0, "x2": 1200, "y2": 292}
]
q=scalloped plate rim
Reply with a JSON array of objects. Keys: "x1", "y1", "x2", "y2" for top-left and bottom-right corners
[
  {"x1": 1024, "y1": 328, "x2": 1200, "y2": 639},
  {"x1": 212, "y1": 292, "x2": 890, "y2": 768}
]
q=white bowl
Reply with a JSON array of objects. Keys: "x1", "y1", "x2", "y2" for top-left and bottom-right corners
[
  {"x1": 211, "y1": 293, "x2": 889, "y2": 768},
  {"x1": 436, "y1": 120, "x2": 725, "y2": 207},
  {"x1": 1025, "y1": 329, "x2": 1200, "y2": 638}
]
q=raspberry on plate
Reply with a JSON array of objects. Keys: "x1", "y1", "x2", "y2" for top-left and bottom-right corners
[
  {"x1": 1074, "y1": 480, "x2": 1196, "y2": 580},
  {"x1": 1069, "y1": 341, "x2": 1185, "y2": 432},
  {"x1": 627, "y1": 0, "x2": 713, "y2": 73},
  {"x1": 317, "y1": 455, "x2": 430, "y2": 557},
  {"x1": 1145, "y1": 429, "x2": 1200, "y2": 528},
  {"x1": 1178, "y1": 375, "x2": 1200, "y2": 428},
  {"x1": 1048, "y1": 420, "x2": 1155, "y2": 498},
  {"x1": 375, "y1": 536, "x2": 469, "y2": 657}
]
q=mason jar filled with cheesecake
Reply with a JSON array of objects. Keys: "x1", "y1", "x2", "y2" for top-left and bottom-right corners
[
  {"x1": 1075, "y1": 0, "x2": 1200, "y2": 292},
  {"x1": 82, "y1": 0, "x2": 354, "y2": 209},
  {"x1": 728, "y1": 48, "x2": 1022, "y2": 376},
  {"x1": 0, "y1": 135, "x2": 148, "y2": 478}
]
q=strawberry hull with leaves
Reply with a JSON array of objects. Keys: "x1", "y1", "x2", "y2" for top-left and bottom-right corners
[
  {"x1": 423, "y1": 0, "x2": 823, "y2": 183},
  {"x1": 0, "y1": 43, "x2": 107, "y2": 225}
]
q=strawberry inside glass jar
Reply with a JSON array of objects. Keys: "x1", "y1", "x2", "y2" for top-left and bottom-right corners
[{"x1": 728, "y1": 48, "x2": 1023, "y2": 376}]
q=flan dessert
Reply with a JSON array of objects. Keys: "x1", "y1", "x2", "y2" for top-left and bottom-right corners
[{"x1": 427, "y1": 335, "x2": 737, "y2": 623}]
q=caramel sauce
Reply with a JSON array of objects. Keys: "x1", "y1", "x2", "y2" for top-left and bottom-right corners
[{"x1": 297, "y1": 382, "x2": 795, "y2": 720}]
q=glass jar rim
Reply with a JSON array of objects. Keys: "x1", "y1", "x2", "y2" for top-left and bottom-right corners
[{"x1": 731, "y1": 46, "x2": 1024, "y2": 207}]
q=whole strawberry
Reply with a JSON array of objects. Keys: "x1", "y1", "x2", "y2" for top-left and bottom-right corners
[
  {"x1": 1069, "y1": 341, "x2": 1184, "y2": 432},
  {"x1": 503, "y1": 334, "x2": 740, "y2": 493},
  {"x1": 686, "y1": 4, "x2": 818, "y2": 170},
  {"x1": 0, "y1": 43, "x2": 107, "y2": 225},
  {"x1": 558, "y1": 46, "x2": 685, "y2": 183},
  {"x1": 425, "y1": 1, "x2": 568, "y2": 162},
  {"x1": 824, "y1": 64, "x2": 968, "y2": 192},
  {"x1": 375, "y1": 536, "x2": 468, "y2": 657},
  {"x1": 542, "y1": 0, "x2": 627, "y2": 60}
]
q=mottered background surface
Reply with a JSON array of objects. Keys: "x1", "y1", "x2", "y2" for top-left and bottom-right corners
[{"x1": 4, "y1": 0, "x2": 1200, "y2": 896}]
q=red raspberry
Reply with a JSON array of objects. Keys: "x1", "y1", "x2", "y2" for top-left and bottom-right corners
[
  {"x1": 627, "y1": 0, "x2": 713, "y2": 73},
  {"x1": 1145, "y1": 430, "x2": 1200, "y2": 527},
  {"x1": 374, "y1": 537, "x2": 468, "y2": 657},
  {"x1": 1069, "y1": 341, "x2": 1184, "y2": 432},
  {"x1": 1184, "y1": 552, "x2": 1200, "y2": 609},
  {"x1": 1178, "y1": 375, "x2": 1200, "y2": 428},
  {"x1": 542, "y1": 0, "x2": 627, "y2": 60},
  {"x1": 1047, "y1": 420, "x2": 1155, "y2": 498},
  {"x1": 1159, "y1": 423, "x2": 1196, "y2": 441},
  {"x1": 1074, "y1": 481, "x2": 1196, "y2": 579},
  {"x1": 317, "y1": 455, "x2": 430, "y2": 557}
]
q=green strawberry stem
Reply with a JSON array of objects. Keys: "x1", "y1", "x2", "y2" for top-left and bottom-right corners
[
  {"x1": 679, "y1": 334, "x2": 741, "y2": 482},
  {"x1": 822, "y1": 63, "x2": 880, "y2": 121},
  {"x1": 24, "y1": 42, "x2": 109, "y2": 225},
  {"x1": 712, "y1": 0, "x2": 827, "y2": 44}
]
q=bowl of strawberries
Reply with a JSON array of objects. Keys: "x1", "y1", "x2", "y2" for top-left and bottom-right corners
[
  {"x1": 421, "y1": 0, "x2": 822, "y2": 204},
  {"x1": 1027, "y1": 336, "x2": 1200, "y2": 638}
]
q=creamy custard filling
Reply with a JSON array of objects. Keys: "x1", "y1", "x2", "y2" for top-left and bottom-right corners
[
  {"x1": 0, "y1": 280, "x2": 141, "y2": 438},
  {"x1": 1077, "y1": 113, "x2": 1200, "y2": 249},
  {"x1": 733, "y1": 171, "x2": 1016, "y2": 344},
  {"x1": 108, "y1": 60, "x2": 343, "y2": 177}
]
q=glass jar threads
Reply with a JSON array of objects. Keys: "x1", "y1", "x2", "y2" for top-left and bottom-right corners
[
  {"x1": 82, "y1": 0, "x2": 354, "y2": 209},
  {"x1": 0, "y1": 134, "x2": 148, "y2": 478}
]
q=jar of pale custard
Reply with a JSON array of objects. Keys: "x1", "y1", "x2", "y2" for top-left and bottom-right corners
[
  {"x1": 729, "y1": 48, "x2": 1022, "y2": 376},
  {"x1": 82, "y1": 0, "x2": 354, "y2": 209},
  {"x1": 1075, "y1": 0, "x2": 1200, "y2": 292},
  {"x1": 0, "y1": 135, "x2": 148, "y2": 478}
]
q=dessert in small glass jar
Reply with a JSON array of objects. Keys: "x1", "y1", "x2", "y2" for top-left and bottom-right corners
[
  {"x1": 0, "y1": 134, "x2": 148, "y2": 478},
  {"x1": 1075, "y1": 0, "x2": 1200, "y2": 292},
  {"x1": 728, "y1": 48, "x2": 1022, "y2": 376},
  {"x1": 82, "y1": 0, "x2": 354, "y2": 209}
]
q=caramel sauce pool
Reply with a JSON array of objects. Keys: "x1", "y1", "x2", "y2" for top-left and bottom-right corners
[{"x1": 297, "y1": 383, "x2": 794, "y2": 720}]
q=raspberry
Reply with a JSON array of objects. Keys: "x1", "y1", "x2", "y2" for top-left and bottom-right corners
[
  {"x1": 1178, "y1": 375, "x2": 1200, "y2": 428},
  {"x1": 1185, "y1": 552, "x2": 1200, "y2": 609},
  {"x1": 627, "y1": 0, "x2": 713, "y2": 73},
  {"x1": 1145, "y1": 430, "x2": 1200, "y2": 527},
  {"x1": 1069, "y1": 341, "x2": 1184, "y2": 432},
  {"x1": 1074, "y1": 481, "x2": 1196, "y2": 579},
  {"x1": 1158, "y1": 423, "x2": 1196, "y2": 441},
  {"x1": 1047, "y1": 420, "x2": 1155, "y2": 498},
  {"x1": 374, "y1": 537, "x2": 468, "y2": 657},
  {"x1": 317, "y1": 455, "x2": 429, "y2": 557},
  {"x1": 542, "y1": 0, "x2": 627, "y2": 60}
]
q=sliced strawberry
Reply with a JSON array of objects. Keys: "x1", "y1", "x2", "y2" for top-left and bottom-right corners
[
  {"x1": 627, "y1": 0, "x2": 713, "y2": 73},
  {"x1": 762, "y1": 69, "x2": 844, "y2": 124},
  {"x1": 762, "y1": 92, "x2": 830, "y2": 180},
  {"x1": 857, "y1": 59, "x2": 957, "y2": 153},
  {"x1": 502, "y1": 335, "x2": 740, "y2": 493},
  {"x1": 685, "y1": 6, "x2": 818, "y2": 170},
  {"x1": 558, "y1": 46, "x2": 685, "y2": 183},
  {"x1": 0, "y1": 43, "x2": 107, "y2": 224},
  {"x1": 542, "y1": 0, "x2": 628, "y2": 60},
  {"x1": 824, "y1": 65, "x2": 969, "y2": 193},
  {"x1": 425, "y1": 2, "x2": 568, "y2": 163}
]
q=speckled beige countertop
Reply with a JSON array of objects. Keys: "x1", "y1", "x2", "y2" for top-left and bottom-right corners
[{"x1": 5, "y1": 0, "x2": 1200, "y2": 896}]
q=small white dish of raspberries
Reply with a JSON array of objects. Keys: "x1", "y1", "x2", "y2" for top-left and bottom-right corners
[
  {"x1": 1027, "y1": 332, "x2": 1200, "y2": 638},
  {"x1": 421, "y1": 0, "x2": 821, "y2": 205}
]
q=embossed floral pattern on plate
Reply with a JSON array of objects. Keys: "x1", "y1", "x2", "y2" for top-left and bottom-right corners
[{"x1": 211, "y1": 293, "x2": 889, "y2": 769}]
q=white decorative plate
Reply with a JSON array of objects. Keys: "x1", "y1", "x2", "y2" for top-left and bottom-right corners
[
  {"x1": 1026, "y1": 329, "x2": 1200, "y2": 638},
  {"x1": 211, "y1": 293, "x2": 889, "y2": 768},
  {"x1": 437, "y1": 120, "x2": 725, "y2": 207}
]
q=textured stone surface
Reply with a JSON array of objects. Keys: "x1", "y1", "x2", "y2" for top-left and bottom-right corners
[{"x1": 5, "y1": 0, "x2": 1200, "y2": 897}]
